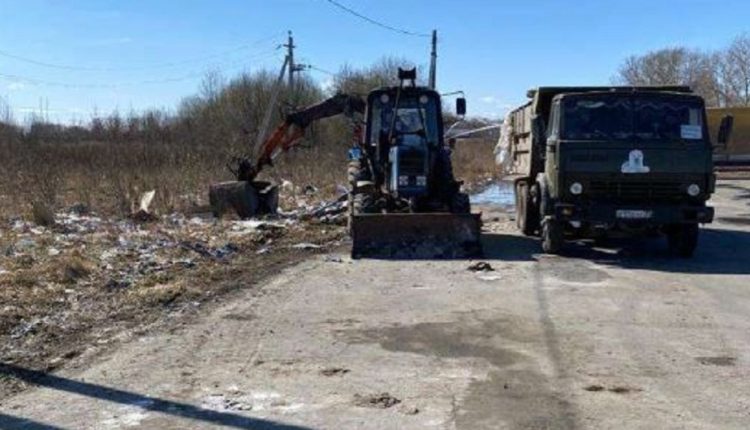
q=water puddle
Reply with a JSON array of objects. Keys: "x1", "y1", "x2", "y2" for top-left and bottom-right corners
[{"x1": 471, "y1": 181, "x2": 515, "y2": 206}]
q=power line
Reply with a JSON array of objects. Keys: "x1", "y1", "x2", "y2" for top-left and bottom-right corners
[
  {"x1": 0, "y1": 49, "x2": 280, "y2": 89},
  {"x1": 307, "y1": 65, "x2": 336, "y2": 76},
  {"x1": 323, "y1": 0, "x2": 430, "y2": 37},
  {"x1": 0, "y1": 31, "x2": 285, "y2": 72}
]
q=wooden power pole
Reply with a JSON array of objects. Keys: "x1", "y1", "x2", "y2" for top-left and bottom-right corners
[{"x1": 429, "y1": 30, "x2": 437, "y2": 90}]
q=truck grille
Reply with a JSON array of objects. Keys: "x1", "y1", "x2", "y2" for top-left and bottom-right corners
[{"x1": 588, "y1": 180, "x2": 683, "y2": 200}]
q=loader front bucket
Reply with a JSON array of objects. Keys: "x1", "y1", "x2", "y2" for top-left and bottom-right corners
[{"x1": 350, "y1": 213, "x2": 482, "y2": 259}]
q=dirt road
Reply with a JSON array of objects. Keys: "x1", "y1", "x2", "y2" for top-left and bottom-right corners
[{"x1": 2, "y1": 180, "x2": 750, "y2": 429}]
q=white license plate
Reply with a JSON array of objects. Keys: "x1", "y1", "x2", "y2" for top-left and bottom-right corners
[{"x1": 616, "y1": 209, "x2": 653, "y2": 219}]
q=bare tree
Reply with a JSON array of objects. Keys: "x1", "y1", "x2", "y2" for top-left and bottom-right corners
[
  {"x1": 332, "y1": 56, "x2": 421, "y2": 96},
  {"x1": 717, "y1": 34, "x2": 750, "y2": 106},
  {"x1": 615, "y1": 47, "x2": 721, "y2": 106}
]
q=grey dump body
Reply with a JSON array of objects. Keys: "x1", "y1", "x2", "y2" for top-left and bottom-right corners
[{"x1": 506, "y1": 86, "x2": 715, "y2": 256}]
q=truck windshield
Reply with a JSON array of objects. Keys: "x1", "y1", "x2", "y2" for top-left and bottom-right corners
[
  {"x1": 561, "y1": 95, "x2": 705, "y2": 142},
  {"x1": 369, "y1": 94, "x2": 439, "y2": 146}
]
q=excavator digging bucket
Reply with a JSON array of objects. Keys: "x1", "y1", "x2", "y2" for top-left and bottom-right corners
[{"x1": 350, "y1": 213, "x2": 482, "y2": 259}]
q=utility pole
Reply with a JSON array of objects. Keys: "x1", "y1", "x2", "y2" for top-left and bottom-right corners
[
  {"x1": 429, "y1": 30, "x2": 437, "y2": 90},
  {"x1": 284, "y1": 30, "x2": 309, "y2": 106},
  {"x1": 284, "y1": 31, "x2": 296, "y2": 90}
]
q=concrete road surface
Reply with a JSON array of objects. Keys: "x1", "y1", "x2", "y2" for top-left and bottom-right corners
[{"x1": 2, "y1": 180, "x2": 750, "y2": 429}]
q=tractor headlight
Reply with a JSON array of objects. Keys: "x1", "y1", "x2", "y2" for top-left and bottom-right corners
[
  {"x1": 687, "y1": 183, "x2": 700, "y2": 197},
  {"x1": 569, "y1": 182, "x2": 583, "y2": 195},
  {"x1": 398, "y1": 175, "x2": 409, "y2": 186},
  {"x1": 416, "y1": 176, "x2": 427, "y2": 186}
]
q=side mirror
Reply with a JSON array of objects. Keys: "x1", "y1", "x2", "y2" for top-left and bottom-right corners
[
  {"x1": 456, "y1": 98, "x2": 467, "y2": 116},
  {"x1": 717, "y1": 114, "x2": 734, "y2": 148}
]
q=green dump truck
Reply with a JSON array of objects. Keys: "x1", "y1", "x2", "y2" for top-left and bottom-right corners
[{"x1": 502, "y1": 86, "x2": 733, "y2": 256}]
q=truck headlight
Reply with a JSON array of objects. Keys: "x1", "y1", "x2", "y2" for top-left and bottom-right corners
[
  {"x1": 416, "y1": 176, "x2": 427, "y2": 186},
  {"x1": 398, "y1": 175, "x2": 409, "y2": 186},
  {"x1": 569, "y1": 182, "x2": 583, "y2": 195},
  {"x1": 687, "y1": 183, "x2": 700, "y2": 197}
]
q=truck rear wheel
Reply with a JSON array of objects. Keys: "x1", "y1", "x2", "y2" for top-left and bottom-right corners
[
  {"x1": 516, "y1": 182, "x2": 540, "y2": 236},
  {"x1": 667, "y1": 224, "x2": 699, "y2": 258},
  {"x1": 541, "y1": 217, "x2": 564, "y2": 254}
]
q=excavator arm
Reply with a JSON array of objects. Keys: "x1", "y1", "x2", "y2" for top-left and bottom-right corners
[{"x1": 237, "y1": 93, "x2": 366, "y2": 181}]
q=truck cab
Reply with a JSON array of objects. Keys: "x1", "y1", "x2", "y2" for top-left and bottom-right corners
[{"x1": 505, "y1": 86, "x2": 732, "y2": 256}]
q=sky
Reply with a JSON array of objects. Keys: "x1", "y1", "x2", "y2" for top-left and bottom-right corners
[{"x1": 1, "y1": 0, "x2": 749, "y2": 124}]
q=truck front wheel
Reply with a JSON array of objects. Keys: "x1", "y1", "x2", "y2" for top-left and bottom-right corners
[
  {"x1": 667, "y1": 224, "x2": 699, "y2": 258},
  {"x1": 541, "y1": 217, "x2": 564, "y2": 254}
]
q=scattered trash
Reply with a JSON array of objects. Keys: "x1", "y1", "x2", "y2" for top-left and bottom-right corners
[
  {"x1": 181, "y1": 241, "x2": 238, "y2": 259},
  {"x1": 47, "y1": 247, "x2": 61, "y2": 257},
  {"x1": 68, "y1": 202, "x2": 90, "y2": 215},
  {"x1": 478, "y1": 275, "x2": 502, "y2": 281},
  {"x1": 353, "y1": 392, "x2": 401, "y2": 409},
  {"x1": 320, "y1": 367, "x2": 350, "y2": 376},
  {"x1": 256, "y1": 247, "x2": 271, "y2": 255},
  {"x1": 291, "y1": 243, "x2": 322, "y2": 250},
  {"x1": 324, "y1": 254, "x2": 343, "y2": 263},
  {"x1": 14, "y1": 238, "x2": 36, "y2": 252},
  {"x1": 105, "y1": 278, "x2": 133, "y2": 290},
  {"x1": 10, "y1": 319, "x2": 42, "y2": 339},
  {"x1": 467, "y1": 261, "x2": 494, "y2": 272},
  {"x1": 130, "y1": 190, "x2": 158, "y2": 222}
]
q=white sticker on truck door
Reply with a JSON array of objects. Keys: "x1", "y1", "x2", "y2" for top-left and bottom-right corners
[{"x1": 680, "y1": 125, "x2": 702, "y2": 139}]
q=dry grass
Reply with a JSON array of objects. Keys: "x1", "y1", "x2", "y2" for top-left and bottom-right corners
[
  {"x1": 0, "y1": 128, "x2": 498, "y2": 221},
  {"x1": 452, "y1": 137, "x2": 501, "y2": 191}
]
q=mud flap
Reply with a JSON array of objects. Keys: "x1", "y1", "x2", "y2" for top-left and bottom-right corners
[{"x1": 350, "y1": 213, "x2": 482, "y2": 259}]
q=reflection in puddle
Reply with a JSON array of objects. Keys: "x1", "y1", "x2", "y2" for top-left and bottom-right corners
[{"x1": 471, "y1": 181, "x2": 515, "y2": 206}]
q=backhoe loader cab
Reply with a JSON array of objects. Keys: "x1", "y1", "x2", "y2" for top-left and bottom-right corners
[{"x1": 364, "y1": 86, "x2": 444, "y2": 202}]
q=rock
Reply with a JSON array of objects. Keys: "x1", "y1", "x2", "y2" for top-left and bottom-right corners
[{"x1": 47, "y1": 247, "x2": 61, "y2": 257}]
